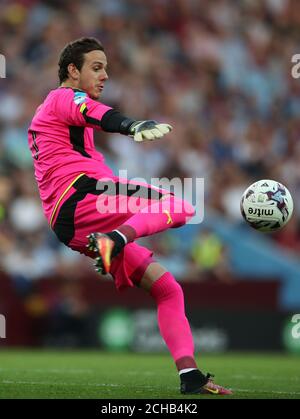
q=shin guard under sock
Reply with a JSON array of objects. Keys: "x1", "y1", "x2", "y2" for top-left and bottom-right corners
[{"x1": 149, "y1": 272, "x2": 197, "y2": 371}]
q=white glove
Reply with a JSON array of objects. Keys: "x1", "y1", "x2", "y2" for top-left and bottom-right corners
[{"x1": 129, "y1": 120, "x2": 173, "y2": 142}]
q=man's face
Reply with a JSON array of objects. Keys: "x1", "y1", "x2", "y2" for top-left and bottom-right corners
[{"x1": 76, "y1": 50, "x2": 108, "y2": 100}]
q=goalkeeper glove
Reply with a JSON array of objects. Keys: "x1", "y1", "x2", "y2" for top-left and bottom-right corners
[{"x1": 129, "y1": 120, "x2": 172, "y2": 142}]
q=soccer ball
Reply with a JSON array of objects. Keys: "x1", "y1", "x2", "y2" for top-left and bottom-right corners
[{"x1": 240, "y1": 179, "x2": 294, "y2": 232}]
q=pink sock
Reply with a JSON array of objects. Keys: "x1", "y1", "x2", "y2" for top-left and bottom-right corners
[
  {"x1": 117, "y1": 196, "x2": 195, "y2": 241},
  {"x1": 150, "y1": 272, "x2": 197, "y2": 371}
]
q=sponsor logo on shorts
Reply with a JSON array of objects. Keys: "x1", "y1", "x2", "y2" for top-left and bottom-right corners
[{"x1": 163, "y1": 210, "x2": 173, "y2": 225}]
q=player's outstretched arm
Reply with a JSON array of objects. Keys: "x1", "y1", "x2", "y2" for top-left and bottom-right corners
[
  {"x1": 101, "y1": 110, "x2": 173, "y2": 142},
  {"x1": 56, "y1": 88, "x2": 172, "y2": 141}
]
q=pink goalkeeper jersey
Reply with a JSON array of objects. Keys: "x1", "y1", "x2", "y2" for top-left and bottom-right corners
[{"x1": 28, "y1": 87, "x2": 114, "y2": 224}]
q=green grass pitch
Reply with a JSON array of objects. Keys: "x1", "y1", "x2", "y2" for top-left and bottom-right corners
[{"x1": 0, "y1": 350, "x2": 299, "y2": 399}]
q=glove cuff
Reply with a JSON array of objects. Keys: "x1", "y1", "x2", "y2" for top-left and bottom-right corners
[
  {"x1": 129, "y1": 120, "x2": 158, "y2": 135},
  {"x1": 119, "y1": 118, "x2": 137, "y2": 135},
  {"x1": 100, "y1": 109, "x2": 136, "y2": 135}
]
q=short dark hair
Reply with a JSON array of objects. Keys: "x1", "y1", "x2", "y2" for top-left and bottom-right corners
[{"x1": 58, "y1": 37, "x2": 104, "y2": 83}]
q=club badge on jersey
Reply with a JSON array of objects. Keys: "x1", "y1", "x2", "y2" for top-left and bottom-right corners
[{"x1": 73, "y1": 91, "x2": 87, "y2": 105}]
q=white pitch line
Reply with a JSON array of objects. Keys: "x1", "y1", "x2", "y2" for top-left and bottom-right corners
[
  {"x1": 0, "y1": 368, "x2": 93, "y2": 374},
  {"x1": 1, "y1": 380, "x2": 300, "y2": 397},
  {"x1": 0, "y1": 380, "x2": 156, "y2": 390},
  {"x1": 232, "y1": 374, "x2": 300, "y2": 381},
  {"x1": 233, "y1": 388, "x2": 300, "y2": 396},
  {"x1": 1, "y1": 380, "x2": 123, "y2": 387}
]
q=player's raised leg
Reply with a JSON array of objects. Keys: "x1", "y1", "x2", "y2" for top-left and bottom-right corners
[
  {"x1": 117, "y1": 193, "x2": 196, "y2": 241},
  {"x1": 88, "y1": 193, "x2": 195, "y2": 274}
]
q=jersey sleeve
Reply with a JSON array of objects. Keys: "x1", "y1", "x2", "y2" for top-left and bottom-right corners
[{"x1": 54, "y1": 88, "x2": 112, "y2": 129}]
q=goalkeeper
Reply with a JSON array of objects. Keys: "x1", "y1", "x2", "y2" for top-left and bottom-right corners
[{"x1": 28, "y1": 37, "x2": 231, "y2": 396}]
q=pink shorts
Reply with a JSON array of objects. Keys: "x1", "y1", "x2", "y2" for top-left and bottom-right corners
[{"x1": 52, "y1": 174, "x2": 170, "y2": 290}]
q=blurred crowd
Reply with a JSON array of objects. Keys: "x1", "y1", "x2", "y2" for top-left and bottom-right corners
[{"x1": 1, "y1": 0, "x2": 300, "y2": 291}]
